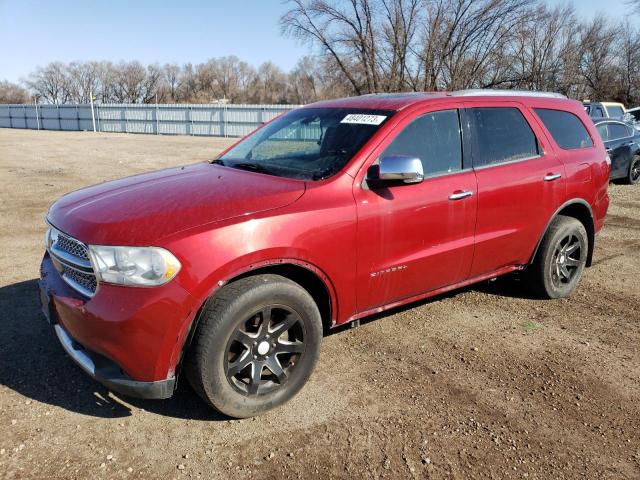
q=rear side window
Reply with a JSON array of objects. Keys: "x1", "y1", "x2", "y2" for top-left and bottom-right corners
[
  {"x1": 467, "y1": 107, "x2": 539, "y2": 167},
  {"x1": 534, "y1": 108, "x2": 593, "y2": 150},
  {"x1": 608, "y1": 123, "x2": 631, "y2": 140},
  {"x1": 381, "y1": 109, "x2": 462, "y2": 177},
  {"x1": 606, "y1": 105, "x2": 625, "y2": 118},
  {"x1": 592, "y1": 106, "x2": 604, "y2": 118}
]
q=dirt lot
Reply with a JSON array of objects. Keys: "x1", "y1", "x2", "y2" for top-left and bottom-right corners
[{"x1": 0, "y1": 128, "x2": 638, "y2": 479}]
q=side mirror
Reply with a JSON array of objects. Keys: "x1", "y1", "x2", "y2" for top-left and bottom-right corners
[{"x1": 367, "y1": 155, "x2": 424, "y2": 185}]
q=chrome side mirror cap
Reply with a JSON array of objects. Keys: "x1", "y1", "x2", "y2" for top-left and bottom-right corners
[{"x1": 367, "y1": 155, "x2": 424, "y2": 185}]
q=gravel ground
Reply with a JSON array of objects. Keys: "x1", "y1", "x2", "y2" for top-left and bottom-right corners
[{"x1": 0, "y1": 128, "x2": 638, "y2": 479}]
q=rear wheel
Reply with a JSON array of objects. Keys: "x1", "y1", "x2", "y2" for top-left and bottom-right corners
[
  {"x1": 626, "y1": 155, "x2": 640, "y2": 185},
  {"x1": 185, "y1": 274, "x2": 322, "y2": 418},
  {"x1": 526, "y1": 215, "x2": 588, "y2": 299}
]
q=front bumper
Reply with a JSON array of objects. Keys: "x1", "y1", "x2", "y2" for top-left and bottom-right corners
[
  {"x1": 39, "y1": 252, "x2": 198, "y2": 398},
  {"x1": 53, "y1": 322, "x2": 175, "y2": 399}
]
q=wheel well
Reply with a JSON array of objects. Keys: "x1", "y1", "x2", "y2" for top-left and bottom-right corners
[
  {"x1": 233, "y1": 264, "x2": 333, "y2": 331},
  {"x1": 555, "y1": 203, "x2": 595, "y2": 267}
]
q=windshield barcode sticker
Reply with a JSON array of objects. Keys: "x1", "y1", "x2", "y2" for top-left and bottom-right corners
[{"x1": 340, "y1": 114, "x2": 387, "y2": 125}]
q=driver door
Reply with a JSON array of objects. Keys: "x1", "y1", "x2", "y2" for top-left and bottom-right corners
[{"x1": 354, "y1": 107, "x2": 477, "y2": 312}]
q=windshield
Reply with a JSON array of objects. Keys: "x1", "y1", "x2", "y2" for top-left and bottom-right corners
[{"x1": 216, "y1": 108, "x2": 394, "y2": 180}]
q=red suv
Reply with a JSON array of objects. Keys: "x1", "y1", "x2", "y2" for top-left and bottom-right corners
[{"x1": 39, "y1": 90, "x2": 609, "y2": 418}]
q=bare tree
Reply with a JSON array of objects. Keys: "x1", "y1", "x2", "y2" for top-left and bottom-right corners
[
  {"x1": 25, "y1": 62, "x2": 72, "y2": 104},
  {"x1": 0, "y1": 80, "x2": 29, "y2": 103}
]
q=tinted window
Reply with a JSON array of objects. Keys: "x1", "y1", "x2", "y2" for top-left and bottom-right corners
[
  {"x1": 606, "y1": 106, "x2": 625, "y2": 118},
  {"x1": 593, "y1": 106, "x2": 605, "y2": 118},
  {"x1": 382, "y1": 109, "x2": 462, "y2": 176},
  {"x1": 535, "y1": 108, "x2": 594, "y2": 150},
  {"x1": 596, "y1": 124, "x2": 609, "y2": 141},
  {"x1": 629, "y1": 110, "x2": 640, "y2": 121},
  {"x1": 468, "y1": 107, "x2": 539, "y2": 167},
  {"x1": 219, "y1": 108, "x2": 393, "y2": 180},
  {"x1": 608, "y1": 123, "x2": 631, "y2": 139}
]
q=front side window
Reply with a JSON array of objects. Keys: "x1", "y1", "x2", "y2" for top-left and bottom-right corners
[
  {"x1": 592, "y1": 106, "x2": 605, "y2": 118},
  {"x1": 596, "y1": 124, "x2": 609, "y2": 141},
  {"x1": 218, "y1": 108, "x2": 393, "y2": 180},
  {"x1": 381, "y1": 109, "x2": 462, "y2": 177},
  {"x1": 468, "y1": 107, "x2": 539, "y2": 167},
  {"x1": 534, "y1": 108, "x2": 594, "y2": 150}
]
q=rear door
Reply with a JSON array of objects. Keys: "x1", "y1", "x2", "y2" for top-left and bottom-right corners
[
  {"x1": 354, "y1": 106, "x2": 477, "y2": 311},
  {"x1": 464, "y1": 103, "x2": 566, "y2": 277},
  {"x1": 600, "y1": 122, "x2": 635, "y2": 179}
]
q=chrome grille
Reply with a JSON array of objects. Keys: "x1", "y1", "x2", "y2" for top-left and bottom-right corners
[
  {"x1": 47, "y1": 226, "x2": 97, "y2": 297},
  {"x1": 56, "y1": 234, "x2": 90, "y2": 260},
  {"x1": 62, "y1": 265, "x2": 98, "y2": 297}
]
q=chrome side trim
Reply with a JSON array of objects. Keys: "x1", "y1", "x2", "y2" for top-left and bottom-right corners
[
  {"x1": 55, "y1": 324, "x2": 96, "y2": 376},
  {"x1": 49, "y1": 245, "x2": 93, "y2": 271},
  {"x1": 453, "y1": 89, "x2": 566, "y2": 99}
]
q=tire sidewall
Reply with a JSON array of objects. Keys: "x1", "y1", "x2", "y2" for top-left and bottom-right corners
[
  {"x1": 630, "y1": 156, "x2": 640, "y2": 185},
  {"x1": 541, "y1": 219, "x2": 588, "y2": 298},
  {"x1": 201, "y1": 280, "x2": 322, "y2": 418}
]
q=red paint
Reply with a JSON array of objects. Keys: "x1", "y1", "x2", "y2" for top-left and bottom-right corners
[{"x1": 41, "y1": 93, "x2": 609, "y2": 384}]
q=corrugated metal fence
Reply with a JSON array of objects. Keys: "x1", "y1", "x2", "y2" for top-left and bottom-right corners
[{"x1": 0, "y1": 103, "x2": 301, "y2": 137}]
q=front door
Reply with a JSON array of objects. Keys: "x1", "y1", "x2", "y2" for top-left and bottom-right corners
[{"x1": 354, "y1": 107, "x2": 477, "y2": 312}]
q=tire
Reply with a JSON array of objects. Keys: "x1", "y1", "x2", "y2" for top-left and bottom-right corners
[
  {"x1": 185, "y1": 274, "x2": 323, "y2": 418},
  {"x1": 625, "y1": 155, "x2": 640, "y2": 185},
  {"x1": 526, "y1": 215, "x2": 588, "y2": 299}
]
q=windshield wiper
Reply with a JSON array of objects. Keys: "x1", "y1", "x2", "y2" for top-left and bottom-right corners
[
  {"x1": 211, "y1": 159, "x2": 225, "y2": 166},
  {"x1": 229, "y1": 162, "x2": 277, "y2": 176}
]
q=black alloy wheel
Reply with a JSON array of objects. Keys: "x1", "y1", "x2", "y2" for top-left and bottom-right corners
[
  {"x1": 225, "y1": 305, "x2": 305, "y2": 396},
  {"x1": 549, "y1": 233, "x2": 582, "y2": 289}
]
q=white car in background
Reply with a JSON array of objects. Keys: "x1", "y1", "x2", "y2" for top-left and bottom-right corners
[{"x1": 626, "y1": 107, "x2": 640, "y2": 131}]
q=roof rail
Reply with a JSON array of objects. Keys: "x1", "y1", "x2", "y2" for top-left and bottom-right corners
[{"x1": 452, "y1": 89, "x2": 566, "y2": 99}]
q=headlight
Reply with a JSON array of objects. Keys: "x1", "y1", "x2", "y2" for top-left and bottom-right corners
[
  {"x1": 44, "y1": 227, "x2": 59, "y2": 249},
  {"x1": 88, "y1": 245, "x2": 181, "y2": 287}
]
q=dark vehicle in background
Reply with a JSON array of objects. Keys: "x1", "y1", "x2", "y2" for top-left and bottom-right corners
[
  {"x1": 584, "y1": 101, "x2": 627, "y2": 120},
  {"x1": 593, "y1": 118, "x2": 640, "y2": 184}
]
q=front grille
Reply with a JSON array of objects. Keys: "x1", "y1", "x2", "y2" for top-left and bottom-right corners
[
  {"x1": 57, "y1": 234, "x2": 90, "y2": 260},
  {"x1": 48, "y1": 226, "x2": 97, "y2": 297},
  {"x1": 62, "y1": 265, "x2": 98, "y2": 296}
]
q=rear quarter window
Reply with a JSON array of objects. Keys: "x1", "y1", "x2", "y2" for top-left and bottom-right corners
[{"x1": 534, "y1": 108, "x2": 594, "y2": 150}]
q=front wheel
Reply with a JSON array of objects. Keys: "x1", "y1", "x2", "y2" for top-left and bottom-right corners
[
  {"x1": 185, "y1": 274, "x2": 322, "y2": 418},
  {"x1": 526, "y1": 215, "x2": 588, "y2": 299}
]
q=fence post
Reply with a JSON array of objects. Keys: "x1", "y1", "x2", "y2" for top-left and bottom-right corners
[
  {"x1": 35, "y1": 100, "x2": 40, "y2": 130},
  {"x1": 189, "y1": 105, "x2": 193, "y2": 136},
  {"x1": 57, "y1": 105, "x2": 62, "y2": 130},
  {"x1": 90, "y1": 91, "x2": 97, "y2": 132}
]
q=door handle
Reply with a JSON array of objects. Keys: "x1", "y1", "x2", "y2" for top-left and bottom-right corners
[
  {"x1": 543, "y1": 173, "x2": 562, "y2": 181},
  {"x1": 448, "y1": 190, "x2": 473, "y2": 200}
]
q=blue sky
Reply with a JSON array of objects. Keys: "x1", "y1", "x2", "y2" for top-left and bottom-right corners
[{"x1": 0, "y1": 0, "x2": 635, "y2": 83}]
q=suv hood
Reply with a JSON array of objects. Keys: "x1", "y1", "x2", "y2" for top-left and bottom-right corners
[{"x1": 47, "y1": 162, "x2": 306, "y2": 245}]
